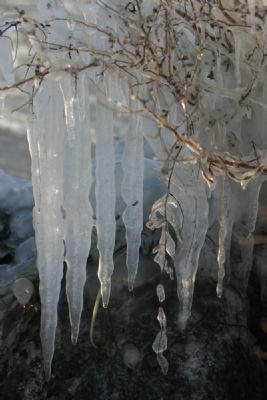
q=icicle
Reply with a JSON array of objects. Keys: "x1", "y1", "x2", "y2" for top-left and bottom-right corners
[
  {"x1": 216, "y1": 175, "x2": 227, "y2": 298},
  {"x1": 95, "y1": 74, "x2": 116, "y2": 307},
  {"x1": 157, "y1": 354, "x2": 169, "y2": 375},
  {"x1": 171, "y1": 162, "x2": 209, "y2": 329},
  {"x1": 0, "y1": 36, "x2": 14, "y2": 84},
  {"x1": 153, "y1": 302, "x2": 168, "y2": 374},
  {"x1": 156, "y1": 283, "x2": 165, "y2": 303},
  {"x1": 0, "y1": 96, "x2": 5, "y2": 119},
  {"x1": 61, "y1": 71, "x2": 93, "y2": 345},
  {"x1": 38, "y1": 0, "x2": 67, "y2": 19},
  {"x1": 27, "y1": 78, "x2": 65, "y2": 380},
  {"x1": 234, "y1": 32, "x2": 242, "y2": 86},
  {"x1": 237, "y1": 176, "x2": 265, "y2": 284},
  {"x1": 152, "y1": 330, "x2": 167, "y2": 354},
  {"x1": 248, "y1": 0, "x2": 256, "y2": 32},
  {"x1": 157, "y1": 306, "x2": 167, "y2": 329},
  {"x1": 212, "y1": 179, "x2": 236, "y2": 289},
  {"x1": 60, "y1": 72, "x2": 78, "y2": 145},
  {"x1": 121, "y1": 101, "x2": 144, "y2": 291}
]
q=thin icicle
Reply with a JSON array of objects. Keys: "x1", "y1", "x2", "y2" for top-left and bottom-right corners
[
  {"x1": 95, "y1": 74, "x2": 116, "y2": 307},
  {"x1": 27, "y1": 78, "x2": 65, "y2": 380},
  {"x1": 60, "y1": 72, "x2": 78, "y2": 145},
  {"x1": 61, "y1": 71, "x2": 93, "y2": 345},
  {"x1": 152, "y1": 330, "x2": 167, "y2": 354},
  {"x1": 234, "y1": 32, "x2": 242, "y2": 86},
  {"x1": 121, "y1": 105, "x2": 144, "y2": 290},
  {"x1": 248, "y1": 0, "x2": 256, "y2": 32},
  {"x1": 171, "y1": 161, "x2": 209, "y2": 329},
  {"x1": 153, "y1": 303, "x2": 168, "y2": 374},
  {"x1": 237, "y1": 176, "x2": 266, "y2": 284},
  {"x1": 157, "y1": 306, "x2": 167, "y2": 329},
  {"x1": 217, "y1": 175, "x2": 227, "y2": 298},
  {"x1": 0, "y1": 96, "x2": 5, "y2": 119},
  {"x1": 157, "y1": 354, "x2": 169, "y2": 375},
  {"x1": 0, "y1": 36, "x2": 14, "y2": 84},
  {"x1": 156, "y1": 283, "x2": 165, "y2": 303}
]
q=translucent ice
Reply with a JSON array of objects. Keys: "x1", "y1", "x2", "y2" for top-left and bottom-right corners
[
  {"x1": 95, "y1": 76, "x2": 116, "y2": 307},
  {"x1": 121, "y1": 107, "x2": 144, "y2": 290}
]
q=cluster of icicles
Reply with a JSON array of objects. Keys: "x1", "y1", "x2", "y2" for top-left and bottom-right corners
[
  {"x1": 1, "y1": 0, "x2": 267, "y2": 379},
  {"x1": 27, "y1": 69, "x2": 148, "y2": 378}
]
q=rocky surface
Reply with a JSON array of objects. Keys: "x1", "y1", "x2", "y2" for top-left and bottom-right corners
[
  {"x1": 0, "y1": 170, "x2": 267, "y2": 400},
  {"x1": 1, "y1": 252, "x2": 267, "y2": 400}
]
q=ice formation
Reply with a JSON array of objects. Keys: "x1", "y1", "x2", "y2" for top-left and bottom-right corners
[
  {"x1": 121, "y1": 104, "x2": 144, "y2": 291},
  {"x1": 27, "y1": 77, "x2": 65, "y2": 378},
  {"x1": 0, "y1": 0, "x2": 267, "y2": 377},
  {"x1": 95, "y1": 76, "x2": 116, "y2": 308}
]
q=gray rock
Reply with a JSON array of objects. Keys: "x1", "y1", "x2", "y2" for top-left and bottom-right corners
[
  {"x1": 14, "y1": 237, "x2": 36, "y2": 264},
  {"x1": 9, "y1": 208, "x2": 34, "y2": 241}
]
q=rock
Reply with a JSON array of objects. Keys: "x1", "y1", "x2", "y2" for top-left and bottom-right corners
[
  {"x1": 14, "y1": 237, "x2": 36, "y2": 264},
  {"x1": 122, "y1": 344, "x2": 141, "y2": 369},
  {"x1": 0, "y1": 262, "x2": 267, "y2": 400},
  {"x1": 12, "y1": 278, "x2": 34, "y2": 305},
  {"x1": 0, "y1": 169, "x2": 34, "y2": 213},
  {"x1": 9, "y1": 209, "x2": 34, "y2": 241}
]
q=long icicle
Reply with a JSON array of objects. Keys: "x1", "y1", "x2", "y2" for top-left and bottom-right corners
[
  {"x1": 217, "y1": 174, "x2": 227, "y2": 298},
  {"x1": 95, "y1": 74, "x2": 116, "y2": 307},
  {"x1": 27, "y1": 78, "x2": 65, "y2": 380},
  {"x1": 121, "y1": 101, "x2": 144, "y2": 291},
  {"x1": 60, "y1": 72, "x2": 78, "y2": 145},
  {"x1": 60, "y1": 71, "x2": 93, "y2": 344}
]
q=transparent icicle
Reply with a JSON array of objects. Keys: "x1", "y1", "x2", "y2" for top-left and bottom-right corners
[
  {"x1": 157, "y1": 306, "x2": 167, "y2": 329},
  {"x1": 95, "y1": 76, "x2": 116, "y2": 307},
  {"x1": 152, "y1": 330, "x2": 167, "y2": 354},
  {"x1": 0, "y1": 96, "x2": 5, "y2": 119},
  {"x1": 153, "y1": 297, "x2": 168, "y2": 374},
  {"x1": 156, "y1": 283, "x2": 165, "y2": 303},
  {"x1": 171, "y1": 163, "x2": 209, "y2": 329},
  {"x1": 157, "y1": 354, "x2": 169, "y2": 375},
  {"x1": 61, "y1": 71, "x2": 93, "y2": 345},
  {"x1": 238, "y1": 176, "x2": 265, "y2": 284},
  {"x1": 0, "y1": 36, "x2": 14, "y2": 84},
  {"x1": 121, "y1": 102, "x2": 144, "y2": 291},
  {"x1": 60, "y1": 72, "x2": 78, "y2": 145},
  {"x1": 234, "y1": 32, "x2": 242, "y2": 86},
  {"x1": 216, "y1": 175, "x2": 227, "y2": 298},
  {"x1": 248, "y1": 0, "x2": 256, "y2": 32},
  {"x1": 27, "y1": 78, "x2": 64, "y2": 380}
]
